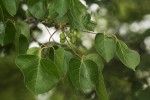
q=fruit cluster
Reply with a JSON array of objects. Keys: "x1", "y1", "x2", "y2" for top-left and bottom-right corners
[{"x1": 59, "y1": 29, "x2": 81, "y2": 44}]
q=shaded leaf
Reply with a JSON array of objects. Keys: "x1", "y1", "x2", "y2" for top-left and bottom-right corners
[
  {"x1": 0, "y1": 5, "x2": 4, "y2": 21},
  {"x1": 0, "y1": 22, "x2": 5, "y2": 45},
  {"x1": 137, "y1": 88, "x2": 150, "y2": 100},
  {"x1": 15, "y1": 21, "x2": 30, "y2": 54},
  {"x1": 17, "y1": 34, "x2": 29, "y2": 54},
  {"x1": 0, "y1": 21, "x2": 16, "y2": 46}
]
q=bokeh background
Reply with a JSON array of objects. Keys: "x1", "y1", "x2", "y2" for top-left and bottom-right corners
[{"x1": 1, "y1": 0, "x2": 150, "y2": 100}]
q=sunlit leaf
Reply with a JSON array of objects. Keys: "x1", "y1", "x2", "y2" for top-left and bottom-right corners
[
  {"x1": 95, "y1": 33, "x2": 116, "y2": 62},
  {"x1": 1, "y1": 0, "x2": 19, "y2": 16},
  {"x1": 69, "y1": 58, "x2": 98, "y2": 91},
  {"x1": 53, "y1": 0, "x2": 70, "y2": 18},
  {"x1": 116, "y1": 40, "x2": 140, "y2": 70},
  {"x1": 16, "y1": 47, "x2": 61, "y2": 94},
  {"x1": 68, "y1": 0, "x2": 89, "y2": 30},
  {"x1": 86, "y1": 53, "x2": 104, "y2": 71},
  {"x1": 28, "y1": 0, "x2": 48, "y2": 19}
]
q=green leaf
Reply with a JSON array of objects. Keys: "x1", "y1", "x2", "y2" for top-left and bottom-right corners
[
  {"x1": 15, "y1": 21, "x2": 30, "y2": 54},
  {"x1": 69, "y1": 58, "x2": 98, "y2": 91},
  {"x1": 0, "y1": 6, "x2": 5, "y2": 45},
  {"x1": 42, "y1": 47, "x2": 73, "y2": 77},
  {"x1": 28, "y1": 0, "x2": 48, "y2": 19},
  {"x1": 0, "y1": 22, "x2": 5, "y2": 45},
  {"x1": 16, "y1": 21, "x2": 30, "y2": 40},
  {"x1": 96, "y1": 72, "x2": 109, "y2": 100},
  {"x1": 1, "y1": 0, "x2": 19, "y2": 16},
  {"x1": 47, "y1": 2, "x2": 58, "y2": 20},
  {"x1": 86, "y1": 21, "x2": 96, "y2": 31},
  {"x1": 63, "y1": 50, "x2": 74, "y2": 76},
  {"x1": 15, "y1": 48, "x2": 61, "y2": 94},
  {"x1": 68, "y1": 0, "x2": 89, "y2": 30},
  {"x1": 27, "y1": 47, "x2": 40, "y2": 55},
  {"x1": 53, "y1": 0, "x2": 70, "y2": 18},
  {"x1": 0, "y1": 21, "x2": 16, "y2": 46},
  {"x1": 86, "y1": 53, "x2": 104, "y2": 71},
  {"x1": 116, "y1": 40, "x2": 140, "y2": 70},
  {"x1": 54, "y1": 48, "x2": 65, "y2": 77},
  {"x1": 17, "y1": 34, "x2": 29, "y2": 54},
  {"x1": 95, "y1": 33, "x2": 116, "y2": 62},
  {"x1": 0, "y1": 5, "x2": 4, "y2": 21}
]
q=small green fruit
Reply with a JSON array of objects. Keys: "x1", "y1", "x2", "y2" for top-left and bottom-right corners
[
  {"x1": 59, "y1": 33, "x2": 65, "y2": 39},
  {"x1": 70, "y1": 37, "x2": 76, "y2": 43},
  {"x1": 76, "y1": 32, "x2": 81, "y2": 38},
  {"x1": 47, "y1": 15, "x2": 51, "y2": 19},
  {"x1": 70, "y1": 29, "x2": 74, "y2": 33},
  {"x1": 68, "y1": 32, "x2": 74, "y2": 38},
  {"x1": 70, "y1": 32, "x2": 74, "y2": 36},
  {"x1": 60, "y1": 39, "x2": 65, "y2": 43}
]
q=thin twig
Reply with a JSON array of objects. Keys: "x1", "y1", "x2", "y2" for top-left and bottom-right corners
[
  {"x1": 82, "y1": 30, "x2": 97, "y2": 34},
  {"x1": 64, "y1": 33, "x2": 82, "y2": 59},
  {"x1": 49, "y1": 29, "x2": 59, "y2": 44},
  {"x1": 44, "y1": 26, "x2": 56, "y2": 43}
]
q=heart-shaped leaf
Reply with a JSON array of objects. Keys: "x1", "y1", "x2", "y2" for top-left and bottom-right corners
[
  {"x1": 42, "y1": 47, "x2": 73, "y2": 77},
  {"x1": 16, "y1": 34, "x2": 29, "y2": 54},
  {"x1": 95, "y1": 33, "x2": 116, "y2": 62},
  {"x1": 15, "y1": 47, "x2": 61, "y2": 94},
  {"x1": 15, "y1": 21, "x2": 30, "y2": 54},
  {"x1": 28, "y1": 0, "x2": 48, "y2": 19},
  {"x1": 69, "y1": 58, "x2": 98, "y2": 91},
  {"x1": 1, "y1": 0, "x2": 19, "y2": 16},
  {"x1": 0, "y1": 21, "x2": 16, "y2": 46},
  {"x1": 116, "y1": 40, "x2": 140, "y2": 70},
  {"x1": 53, "y1": 0, "x2": 70, "y2": 18},
  {"x1": 68, "y1": 0, "x2": 89, "y2": 30}
]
